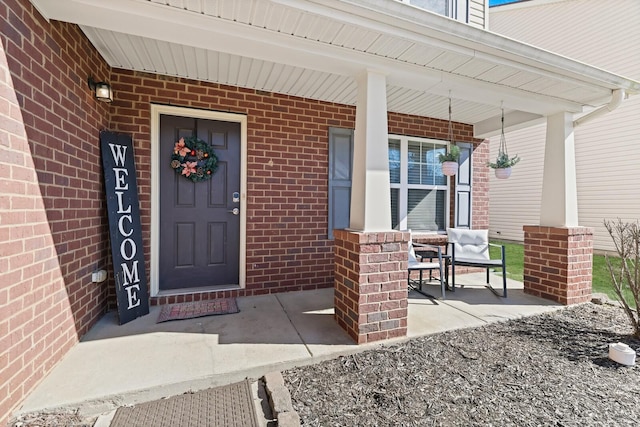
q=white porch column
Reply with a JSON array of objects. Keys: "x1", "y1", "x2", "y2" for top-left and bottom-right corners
[
  {"x1": 540, "y1": 112, "x2": 579, "y2": 227},
  {"x1": 350, "y1": 70, "x2": 392, "y2": 231},
  {"x1": 525, "y1": 112, "x2": 592, "y2": 305}
]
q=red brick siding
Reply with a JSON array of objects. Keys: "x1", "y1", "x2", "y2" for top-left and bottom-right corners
[
  {"x1": 472, "y1": 139, "x2": 490, "y2": 229},
  {"x1": 108, "y1": 70, "x2": 484, "y2": 305},
  {"x1": 0, "y1": 0, "x2": 111, "y2": 423},
  {"x1": 523, "y1": 226, "x2": 593, "y2": 305},
  {"x1": 334, "y1": 230, "x2": 408, "y2": 343}
]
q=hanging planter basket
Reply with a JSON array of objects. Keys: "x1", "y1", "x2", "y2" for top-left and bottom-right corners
[
  {"x1": 441, "y1": 161, "x2": 459, "y2": 177},
  {"x1": 438, "y1": 96, "x2": 460, "y2": 177},
  {"x1": 487, "y1": 106, "x2": 520, "y2": 179},
  {"x1": 494, "y1": 167, "x2": 512, "y2": 180}
]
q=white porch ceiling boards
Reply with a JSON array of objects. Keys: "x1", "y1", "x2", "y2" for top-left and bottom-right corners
[
  {"x1": 81, "y1": 29, "x2": 359, "y2": 106},
  {"x1": 30, "y1": 0, "x2": 640, "y2": 136}
]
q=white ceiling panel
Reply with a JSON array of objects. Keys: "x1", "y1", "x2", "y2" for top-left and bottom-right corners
[
  {"x1": 518, "y1": 78, "x2": 563, "y2": 95},
  {"x1": 396, "y1": 44, "x2": 445, "y2": 66},
  {"x1": 367, "y1": 35, "x2": 414, "y2": 59},
  {"x1": 451, "y1": 58, "x2": 497, "y2": 79},
  {"x1": 315, "y1": 21, "x2": 348, "y2": 44},
  {"x1": 476, "y1": 66, "x2": 520, "y2": 84},
  {"x1": 387, "y1": 86, "x2": 419, "y2": 106},
  {"x1": 218, "y1": 0, "x2": 239, "y2": 21},
  {"x1": 425, "y1": 51, "x2": 474, "y2": 72},
  {"x1": 262, "y1": 63, "x2": 289, "y2": 92},
  {"x1": 260, "y1": 4, "x2": 289, "y2": 30},
  {"x1": 323, "y1": 76, "x2": 357, "y2": 104},
  {"x1": 331, "y1": 26, "x2": 380, "y2": 51},
  {"x1": 250, "y1": 60, "x2": 271, "y2": 90},
  {"x1": 205, "y1": 50, "x2": 220, "y2": 81},
  {"x1": 498, "y1": 71, "x2": 543, "y2": 88},
  {"x1": 277, "y1": 9, "x2": 304, "y2": 34}
]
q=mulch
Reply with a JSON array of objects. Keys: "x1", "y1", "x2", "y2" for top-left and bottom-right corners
[{"x1": 283, "y1": 303, "x2": 640, "y2": 426}]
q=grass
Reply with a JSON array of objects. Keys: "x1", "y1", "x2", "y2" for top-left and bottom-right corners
[{"x1": 490, "y1": 240, "x2": 635, "y2": 305}]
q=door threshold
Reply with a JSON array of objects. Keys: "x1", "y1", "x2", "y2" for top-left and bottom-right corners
[{"x1": 156, "y1": 284, "x2": 241, "y2": 297}]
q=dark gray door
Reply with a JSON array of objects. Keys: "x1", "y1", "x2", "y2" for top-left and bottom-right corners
[{"x1": 159, "y1": 115, "x2": 241, "y2": 289}]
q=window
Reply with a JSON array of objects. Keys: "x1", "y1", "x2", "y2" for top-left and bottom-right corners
[
  {"x1": 407, "y1": 0, "x2": 448, "y2": 15},
  {"x1": 389, "y1": 136, "x2": 449, "y2": 232},
  {"x1": 399, "y1": 0, "x2": 469, "y2": 22},
  {"x1": 327, "y1": 129, "x2": 465, "y2": 238}
]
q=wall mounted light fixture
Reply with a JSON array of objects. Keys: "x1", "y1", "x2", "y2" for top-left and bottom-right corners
[{"x1": 87, "y1": 76, "x2": 113, "y2": 103}]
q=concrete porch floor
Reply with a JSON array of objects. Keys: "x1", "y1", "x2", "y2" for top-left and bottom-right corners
[{"x1": 16, "y1": 273, "x2": 563, "y2": 419}]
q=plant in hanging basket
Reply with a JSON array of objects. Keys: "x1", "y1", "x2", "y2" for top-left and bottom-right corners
[
  {"x1": 438, "y1": 145, "x2": 460, "y2": 177},
  {"x1": 489, "y1": 106, "x2": 520, "y2": 179},
  {"x1": 487, "y1": 152, "x2": 520, "y2": 179},
  {"x1": 487, "y1": 152, "x2": 520, "y2": 169},
  {"x1": 438, "y1": 145, "x2": 460, "y2": 163}
]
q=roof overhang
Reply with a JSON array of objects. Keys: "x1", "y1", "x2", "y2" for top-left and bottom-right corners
[{"x1": 30, "y1": 0, "x2": 640, "y2": 137}]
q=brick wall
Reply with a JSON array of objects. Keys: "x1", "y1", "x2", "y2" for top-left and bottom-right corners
[
  {"x1": 472, "y1": 139, "x2": 490, "y2": 229},
  {"x1": 0, "y1": 0, "x2": 111, "y2": 423},
  {"x1": 108, "y1": 70, "x2": 484, "y2": 305},
  {"x1": 523, "y1": 226, "x2": 594, "y2": 304},
  {"x1": 334, "y1": 230, "x2": 409, "y2": 343}
]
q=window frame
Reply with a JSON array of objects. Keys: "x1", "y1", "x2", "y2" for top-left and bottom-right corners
[
  {"x1": 399, "y1": 0, "x2": 469, "y2": 22},
  {"x1": 389, "y1": 134, "x2": 451, "y2": 233}
]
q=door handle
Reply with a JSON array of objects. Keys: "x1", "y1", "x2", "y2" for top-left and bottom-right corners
[{"x1": 228, "y1": 208, "x2": 240, "y2": 215}]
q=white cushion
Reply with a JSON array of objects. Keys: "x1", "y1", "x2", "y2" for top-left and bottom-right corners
[
  {"x1": 447, "y1": 228, "x2": 489, "y2": 262},
  {"x1": 408, "y1": 240, "x2": 418, "y2": 264}
]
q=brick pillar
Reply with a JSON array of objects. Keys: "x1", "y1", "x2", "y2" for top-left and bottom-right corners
[
  {"x1": 523, "y1": 226, "x2": 593, "y2": 305},
  {"x1": 333, "y1": 230, "x2": 408, "y2": 344}
]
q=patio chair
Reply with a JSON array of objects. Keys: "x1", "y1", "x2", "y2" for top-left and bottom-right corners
[
  {"x1": 408, "y1": 239, "x2": 446, "y2": 299},
  {"x1": 447, "y1": 228, "x2": 507, "y2": 297}
]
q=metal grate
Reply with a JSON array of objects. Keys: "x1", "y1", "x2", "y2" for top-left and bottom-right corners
[{"x1": 110, "y1": 380, "x2": 259, "y2": 427}]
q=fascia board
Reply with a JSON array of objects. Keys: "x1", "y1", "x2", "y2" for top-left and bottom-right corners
[
  {"x1": 474, "y1": 111, "x2": 545, "y2": 138},
  {"x1": 275, "y1": 0, "x2": 640, "y2": 93}
]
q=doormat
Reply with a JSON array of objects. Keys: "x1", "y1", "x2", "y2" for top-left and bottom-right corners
[
  {"x1": 156, "y1": 298, "x2": 239, "y2": 323},
  {"x1": 110, "y1": 379, "x2": 259, "y2": 427}
]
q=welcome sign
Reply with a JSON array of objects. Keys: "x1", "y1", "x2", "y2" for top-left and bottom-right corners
[{"x1": 100, "y1": 131, "x2": 149, "y2": 324}]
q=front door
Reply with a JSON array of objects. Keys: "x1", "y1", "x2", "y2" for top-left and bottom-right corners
[{"x1": 159, "y1": 115, "x2": 241, "y2": 290}]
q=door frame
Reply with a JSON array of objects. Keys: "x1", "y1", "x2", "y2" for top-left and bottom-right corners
[{"x1": 150, "y1": 104, "x2": 248, "y2": 297}]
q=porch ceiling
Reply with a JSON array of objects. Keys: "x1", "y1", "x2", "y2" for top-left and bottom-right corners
[{"x1": 31, "y1": 0, "x2": 640, "y2": 137}]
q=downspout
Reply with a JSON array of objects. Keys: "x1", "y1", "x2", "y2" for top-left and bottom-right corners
[{"x1": 573, "y1": 89, "x2": 625, "y2": 127}]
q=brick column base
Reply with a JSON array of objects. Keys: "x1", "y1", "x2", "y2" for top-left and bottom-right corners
[
  {"x1": 333, "y1": 230, "x2": 408, "y2": 344},
  {"x1": 523, "y1": 226, "x2": 593, "y2": 305}
]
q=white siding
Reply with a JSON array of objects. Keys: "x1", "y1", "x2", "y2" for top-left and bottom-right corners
[
  {"x1": 489, "y1": 0, "x2": 640, "y2": 252},
  {"x1": 488, "y1": 123, "x2": 545, "y2": 242},
  {"x1": 469, "y1": 0, "x2": 487, "y2": 28}
]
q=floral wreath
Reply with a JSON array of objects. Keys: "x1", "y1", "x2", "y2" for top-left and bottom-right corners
[{"x1": 170, "y1": 136, "x2": 218, "y2": 182}]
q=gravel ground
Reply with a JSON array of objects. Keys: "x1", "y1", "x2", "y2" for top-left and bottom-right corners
[
  {"x1": 10, "y1": 410, "x2": 94, "y2": 427},
  {"x1": 283, "y1": 303, "x2": 640, "y2": 426}
]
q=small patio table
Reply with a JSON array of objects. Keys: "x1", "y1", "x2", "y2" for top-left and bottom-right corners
[{"x1": 411, "y1": 248, "x2": 452, "y2": 294}]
